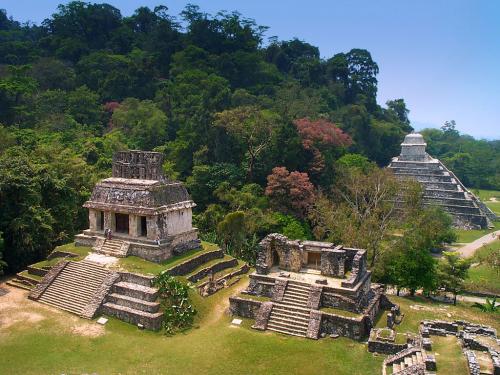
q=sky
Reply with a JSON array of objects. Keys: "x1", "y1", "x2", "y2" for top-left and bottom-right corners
[{"x1": 2, "y1": 0, "x2": 499, "y2": 139}]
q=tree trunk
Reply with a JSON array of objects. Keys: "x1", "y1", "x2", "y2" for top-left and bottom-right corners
[
  {"x1": 453, "y1": 292, "x2": 457, "y2": 305},
  {"x1": 410, "y1": 288, "x2": 415, "y2": 296},
  {"x1": 396, "y1": 288, "x2": 400, "y2": 297}
]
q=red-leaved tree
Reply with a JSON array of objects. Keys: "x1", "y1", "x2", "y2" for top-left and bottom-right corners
[
  {"x1": 294, "y1": 118, "x2": 352, "y2": 175},
  {"x1": 265, "y1": 167, "x2": 315, "y2": 218}
]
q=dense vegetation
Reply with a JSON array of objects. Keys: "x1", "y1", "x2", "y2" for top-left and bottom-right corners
[{"x1": 0, "y1": 2, "x2": 497, "y2": 296}]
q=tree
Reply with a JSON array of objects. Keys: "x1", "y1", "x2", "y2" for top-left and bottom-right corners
[
  {"x1": 215, "y1": 106, "x2": 279, "y2": 180},
  {"x1": 217, "y1": 211, "x2": 246, "y2": 254},
  {"x1": 391, "y1": 240, "x2": 437, "y2": 296},
  {"x1": 111, "y1": 98, "x2": 167, "y2": 150},
  {"x1": 437, "y1": 251, "x2": 471, "y2": 305},
  {"x1": 309, "y1": 167, "x2": 418, "y2": 266},
  {"x1": 265, "y1": 166, "x2": 315, "y2": 218}
]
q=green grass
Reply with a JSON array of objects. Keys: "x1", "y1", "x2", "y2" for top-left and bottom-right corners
[
  {"x1": 117, "y1": 241, "x2": 219, "y2": 275},
  {"x1": 432, "y1": 336, "x2": 469, "y2": 375},
  {"x1": 0, "y1": 276, "x2": 383, "y2": 375},
  {"x1": 472, "y1": 189, "x2": 500, "y2": 201},
  {"x1": 454, "y1": 221, "x2": 500, "y2": 244},
  {"x1": 464, "y1": 240, "x2": 500, "y2": 295},
  {"x1": 375, "y1": 295, "x2": 499, "y2": 333},
  {"x1": 237, "y1": 293, "x2": 271, "y2": 302}
]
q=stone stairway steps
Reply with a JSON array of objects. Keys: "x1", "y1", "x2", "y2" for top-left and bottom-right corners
[
  {"x1": 267, "y1": 322, "x2": 308, "y2": 337},
  {"x1": 38, "y1": 260, "x2": 109, "y2": 317},
  {"x1": 102, "y1": 302, "x2": 163, "y2": 330},
  {"x1": 106, "y1": 293, "x2": 160, "y2": 313},
  {"x1": 113, "y1": 281, "x2": 158, "y2": 302},
  {"x1": 269, "y1": 312, "x2": 309, "y2": 325},
  {"x1": 102, "y1": 274, "x2": 163, "y2": 330},
  {"x1": 95, "y1": 239, "x2": 129, "y2": 257}
]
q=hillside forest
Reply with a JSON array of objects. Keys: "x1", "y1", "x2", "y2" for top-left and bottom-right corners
[{"x1": 0, "y1": 3, "x2": 498, "y2": 294}]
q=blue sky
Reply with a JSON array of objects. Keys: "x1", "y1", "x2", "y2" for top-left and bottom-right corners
[{"x1": 3, "y1": 0, "x2": 499, "y2": 139}]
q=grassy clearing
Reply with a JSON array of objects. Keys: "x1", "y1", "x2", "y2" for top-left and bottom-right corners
[
  {"x1": 464, "y1": 240, "x2": 500, "y2": 295},
  {"x1": 432, "y1": 336, "x2": 469, "y2": 375},
  {"x1": 454, "y1": 221, "x2": 500, "y2": 244},
  {"x1": 117, "y1": 242, "x2": 219, "y2": 275},
  {"x1": 0, "y1": 277, "x2": 383, "y2": 375},
  {"x1": 375, "y1": 295, "x2": 499, "y2": 333},
  {"x1": 472, "y1": 189, "x2": 500, "y2": 201}
]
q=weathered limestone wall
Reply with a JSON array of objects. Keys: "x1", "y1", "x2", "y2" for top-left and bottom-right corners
[
  {"x1": 320, "y1": 247, "x2": 345, "y2": 277},
  {"x1": 167, "y1": 249, "x2": 224, "y2": 276},
  {"x1": 163, "y1": 208, "x2": 193, "y2": 236},
  {"x1": 229, "y1": 297, "x2": 262, "y2": 319},
  {"x1": 320, "y1": 312, "x2": 368, "y2": 340}
]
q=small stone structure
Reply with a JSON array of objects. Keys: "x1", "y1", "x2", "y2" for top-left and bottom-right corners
[
  {"x1": 388, "y1": 133, "x2": 496, "y2": 229},
  {"x1": 230, "y1": 233, "x2": 395, "y2": 340},
  {"x1": 75, "y1": 150, "x2": 200, "y2": 262}
]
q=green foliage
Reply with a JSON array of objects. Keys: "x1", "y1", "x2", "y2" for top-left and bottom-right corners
[
  {"x1": 437, "y1": 251, "x2": 471, "y2": 304},
  {"x1": 473, "y1": 298, "x2": 498, "y2": 314},
  {"x1": 111, "y1": 98, "x2": 167, "y2": 150},
  {"x1": 153, "y1": 272, "x2": 197, "y2": 334}
]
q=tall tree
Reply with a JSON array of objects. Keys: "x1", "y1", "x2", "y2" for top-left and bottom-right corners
[{"x1": 437, "y1": 251, "x2": 471, "y2": 305}]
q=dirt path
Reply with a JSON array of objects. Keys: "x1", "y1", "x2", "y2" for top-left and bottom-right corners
[{"x1": 456, "y1": 230, "x2": 500, "y2": 258}]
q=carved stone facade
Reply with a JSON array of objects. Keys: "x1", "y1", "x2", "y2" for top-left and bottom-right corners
[
  {"x1": 231, "y1": 233, "x2": 395, "y2": 340},
  {"x1": 75, "y1": 150, "x2": 200, "y2": 262}
]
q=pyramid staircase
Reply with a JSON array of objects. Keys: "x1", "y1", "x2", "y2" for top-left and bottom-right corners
[
  {"x1": 383, "y1": 347, "x2": 426, "y2": 375},
  {"x1": 101, "y1": 273, "x2": 163, "y2": 330},
  {"x1": 93, "y1": 238, "x2": 129, "y2": 257},
  {"x1": 37, "y1": 260, "x2": 110, "y2": 316},
  {"x1": 389, "y1": 159, "x2": 492, "y2": 228},
  {"x1": 267, "y1": 281, "x2": 312, "y2": 338}
]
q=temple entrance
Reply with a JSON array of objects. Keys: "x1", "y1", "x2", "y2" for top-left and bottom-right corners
[
  {"x1": 97, "y1": 211, "x2": 104, "y2": 231},
  {"x1": 115, "y1": 213, "x2": 129, "y2": 234},
  {"x1": 140, "y1": 216, "x2": 147, "y2": 237},
  {"x1": 307, "y1": 252, "x2": 321, "y2": 270},
  {"x1": 272, "y1": 250, "x2": 280, "y2": 267}
]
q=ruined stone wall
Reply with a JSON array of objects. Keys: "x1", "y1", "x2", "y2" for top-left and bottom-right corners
[
  {"x1": 320, "y1": 312, "x2": 368, "y2": 340},
  {"x1": 246, "y1": 274, "x2": 276, "y2": 298},
  {"x1": 229, "y1": 297, "x2": 262, "y2": 319},
  {"x1": 320, "y1": 247, "x2": 345, "y2": 277}
]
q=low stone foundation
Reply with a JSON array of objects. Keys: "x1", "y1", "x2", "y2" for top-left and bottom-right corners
[
  {"x1": 167, "y1": 249, "x2": 224, "y2": 276},
  {"x1": 229, "y1": 296, "x2": 262, "y2": 319}
]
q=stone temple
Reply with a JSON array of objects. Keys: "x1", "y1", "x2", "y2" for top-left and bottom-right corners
[
  {"x1": 23, "y1": 151, "x2": 202, "y2": 330},
  {"x1": 75, "y1": 150, "x2": 200, "y2": 261},
  {"x1": 388, "y1": 133, "x2": 495, "y2": 229},
  {"x1": 230, "y1": 234, "x2": 395, "y2": 340}
]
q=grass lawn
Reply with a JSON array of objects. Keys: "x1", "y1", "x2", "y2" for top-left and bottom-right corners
[
  {"x1": 375, "y1": 295, "x2": 499, "y2": 333},
  {"x1": 454, "y1": 221, "x2": 500, "y2": 244},
  {"x1": 472, "y1": 189, "x2": 500, "y2": 201},
  {"x1": 116, "y1": 241, "x2": 219, "y2": 275},
  {"x1": 432, "y1": 336, "x2": 469, "y2": 375},
  {"x1": 464, "y1": 240, "x2": 500, "y2": 295},
  {"x1": 0, "y1": 276, "x2": 383, "y2": 375}
]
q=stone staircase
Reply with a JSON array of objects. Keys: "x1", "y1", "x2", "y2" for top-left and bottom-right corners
[
  {"x1": 267, "y1": 281, "x2": 312, "y2": 337},
  {"x1": 101, "y1": 273, "x2": 164, "y2": 330},
  {"x1": 384, "y1": 347, "x2": 426, "y2": 375},
  {"x1": 38, "y1": 260, "x2": 110, "y2": 316},
  {"x1": 93, "y1": 238, "x2": 129, "y2": 257}
]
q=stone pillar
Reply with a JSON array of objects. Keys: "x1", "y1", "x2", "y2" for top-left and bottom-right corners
[
  {"x1": 146, "y1": 216, "x2": 158, "y2": 240},
  {"x1": 129, "y1": 215, "x2": 139, "y2": 237},
  {"x1": 104, "y1": 211, "x2": 115, "y2": 232},
  {"x1": 89, "y1": 209, "x2": 97, "y2": 232}
]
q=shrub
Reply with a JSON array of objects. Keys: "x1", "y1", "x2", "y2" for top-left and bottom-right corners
[{"x1": 153, "y1": 272, "x2": 197, "y2": 334}]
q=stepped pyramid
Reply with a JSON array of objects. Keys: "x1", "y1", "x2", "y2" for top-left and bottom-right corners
[{"x1": 388, "y1": 133, "x2": 495, "y2": 229}]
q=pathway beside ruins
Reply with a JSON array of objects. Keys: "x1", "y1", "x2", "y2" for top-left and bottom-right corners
[{"x1": 455, "y1": 230, "x2": 500, "y2": 258}]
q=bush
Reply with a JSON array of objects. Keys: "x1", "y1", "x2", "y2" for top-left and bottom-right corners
[{"x1": 153, "y1": 272, "x2": 197, "y2": 334}]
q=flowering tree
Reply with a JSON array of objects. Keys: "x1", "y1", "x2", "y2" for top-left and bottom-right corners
[
  {"x1": 293, "y1": 118, "x2": 351, "y2": 175},
  {"x1": 265, "y1": 166, "x2": 315, "y2": 218}
]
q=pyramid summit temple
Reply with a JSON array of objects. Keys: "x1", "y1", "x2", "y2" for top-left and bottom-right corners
[{"x1": 388, "y1": 133, "x2": 496, "y2": 229}]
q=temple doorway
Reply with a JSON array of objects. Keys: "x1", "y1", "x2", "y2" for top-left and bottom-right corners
[
  {"x1": 307, "y1": 252, "x2": 321, "y2": 270},
  {"x1": 140, "y1": 216, "x2": 147, "y2": 237},
  {"x1": 272, "y1": 250, "x2": 280, "y2": 267},
  {"x1": 97, "y1": 211, "x2": 104, "y2": 231},
  {"x1": 115, "y1": 213, "x2": 129, "y2": 234}
]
